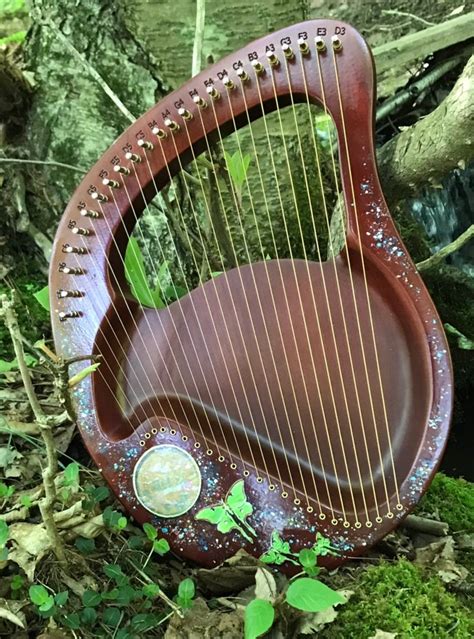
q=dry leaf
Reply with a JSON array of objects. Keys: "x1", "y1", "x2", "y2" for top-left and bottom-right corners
[
  {"x1": 447, "y1": 5, "x2": 465, "y2": 16},
  {"x1": 254, "y1": 567, "x2": 277, "y2": 603},
  {"x1": 369, "y1": 631, "x2": 397, "y2": 639},
  {"x1": 7, "y1": 522, "x2": 52, "y2": 580},
  {"x1": 415, "y1": 537, "x2": 468, "y2": 584},
  {"x1": 0, "y1": 598, "x2": 27, "y2": 629},
  {"x1": 297, "y1": 589, "x2": 353, "y2": 634},
  {"x1": 67, "y1": 514, "x2": 104, "y2": 538}
]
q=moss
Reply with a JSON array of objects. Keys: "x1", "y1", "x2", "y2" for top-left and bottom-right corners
[
  {"x1": 417, "y1": 473, "x2": 474, "y2": 533},
  {"x1": 319, "y1": 560, "x2": 474, "y2": 639}
]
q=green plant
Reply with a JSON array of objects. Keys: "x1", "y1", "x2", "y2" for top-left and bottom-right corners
[
  {"x1": 125, "y1": 237, "x2": 166, "y2": 308},
  {"x1": 33, "y1": 285, "x2": 50, "y2": 311},
  {"x1": 59, "y1": 462, "x2": 80, "y2": 502},
  {"x1": 142, "y1": 523, "x2": 170, "y2": 567},
  {"x1": 244, "y1": 534, "x2": 344, "y2": 638},
  {"x1": 0, "y1": 482, "x2": 15, "y2": 500},
  {"x1": 0, "y1": 352, "x2": 37, "y2": 373},
  {"x1": 244, "y1": 598, "x2": 274, "y2": 639},
  {"x1": 224, "y1": 150, "x2": 252, "y2": 197},
  {"x1": 0, "y1": 519, "x2": 9, "y2": 561},
  {"x1": 29, "y1": 584, "x2": 69, "y2": 617},
  {"x1": 176, "y1": 578, "x2": 195, "y2": 609}
]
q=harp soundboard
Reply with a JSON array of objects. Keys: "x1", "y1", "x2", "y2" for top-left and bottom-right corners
[{"x1": 49, "y1": 20, "x2": 453, "y2": 571}]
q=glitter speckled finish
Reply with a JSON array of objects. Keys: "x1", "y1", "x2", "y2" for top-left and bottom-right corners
[
  {"x1": 49, "y1": 19, "x2": 453, "y2": 574},
  {"x1": 133, "y1": 445, "x2": 202, "y2": 517}
]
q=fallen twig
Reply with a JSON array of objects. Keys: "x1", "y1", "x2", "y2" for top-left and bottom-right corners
[
  {"x1": 376, "y1": 57, "x2": 463, "y2": 122},
  {"x1": 0, "y1": 292, "x2": 67, "y2": 567},
  {"x1": 416, "y1": 225, "x2": 474, "y2": 272},
  {"x1": 402, "y1": 514, "x2": 449, "y2": 536}
]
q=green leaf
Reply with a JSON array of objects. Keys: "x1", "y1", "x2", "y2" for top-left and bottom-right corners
[
  {"x1": 103, "y1": 606, "x2": 121, "y2": 627},
  {"x1": 225, "y1": 151, "x2": 252, "y2": 189},
  {"x1": 63, "y1": 462, "x2": 79, "y2": 487},
  {"x1": 244, "y1": 598, "x2": 275, "y2": 639},
  {"x1": 0, "y1": 30, "x2": 26, "y2": 46},
  {"x1": 178, "y1": 577, "x2": 195, "y2": 601},
  {"x1": 68, "y1": 362, "x2": 100, "y2": 387},
  {"x1": 285, "y1": 577, "x2": 345, "y2": 613},
  {"x1": 117, "y1": 516, "x2": 127, "y2": 530},
  {"x1": 0, "y1": 354, "x2": 37, "y2": 373},
  {"x1": 104, "y1": 563, "x2": 128, "y2": 585},
  {"x1": 143, "y1": 522, "x2": 157, "y2": 541},
  {"x1": 33, "y1": 285, "x2": 50, "y2": 311},
  {"x1": 259, "y1": 530, "x2": 296, "y2": 565},
  {"x1": 153, "y1": 537, "x2": 170, "y2": 555},
  {"x1": 143, "y1": 583, "x2": 160, "y2": 598},
  {"x1": 0, "y1": 520, "x2": 9, "y2": 547},
  {"x1": 55, "y1": 591, "x2": 69, "y2": 606},
  {"x1": 91, "y1": 485, "x2": 110, "y2": 503},
  {"x1": 10, "y1": 574, "x2": 24, "y2": 591},
  {"x1": 125, "y1": 237, "x2": 165, "y2": 308},
  {"x1": 131, "y1": 613, "x2": 161, "y2": 631},
  {"x1": 103, "y1": 506, "x2": 124, "y2": 529},
  {"x1": 445, "y1": 323, "x2": 474, "y2": 350},
  {"x1": 75, "y1": 536, "x2": 96, "y2": 554},
  {"x1": 20, "y1": 494, "x2": 32, "y2": 508},
  {"x1": 0, "y1": 483, "x2": 15, "y2": 498},
  {"x1": 29, "y1": 584, "x2": 50, "y2": 606},
  {"x1": 81, "y1": 607, "x2": 97, "y2": 625},
  {"x1": 62, "y1": 612, "x2": 81, "y2": 629},
  {"x1": 115, "y1": 584, "x2": 138, "y2": 606},
  {"x1": 299, "y1": 548, "x2": 317, "y2": 568},
  {"x1": 82, "y1": 590, "x2": 102, "y2": 607}
]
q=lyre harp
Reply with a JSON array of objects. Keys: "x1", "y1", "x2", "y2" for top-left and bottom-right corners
[{"x1": 49, "y1": 20, "x2": 452, "y2": 571}]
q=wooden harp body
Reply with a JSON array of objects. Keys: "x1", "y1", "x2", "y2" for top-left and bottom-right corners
[{"x1": 49, "y1": 20, "x2": 453, "y2": 570}]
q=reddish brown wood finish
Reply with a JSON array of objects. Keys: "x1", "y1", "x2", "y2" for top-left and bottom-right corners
[{"x1": 49, "y1": 20, "x2": 453, "y2": 571}]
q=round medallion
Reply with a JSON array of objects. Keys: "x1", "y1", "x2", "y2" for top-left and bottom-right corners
[{"x1": 133, "y1": 444, "x2": 202, "y2": 518}]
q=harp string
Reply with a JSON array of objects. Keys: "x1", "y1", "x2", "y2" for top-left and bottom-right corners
[
  {"x1": 282, "y1": 53, "x2": 380, "y2": 522},
  {"x1": 154, "y1": 132, "x2": 279, "y2": 481},
  {"x1": 103, "y1": 186, "x2": 219, "y2": 447},
  {"x1": 316, "y1": 48, "x2": 392, "y2": 517},
  {"x1": 278, "y1": 57, "x2": 377, "y2": 523},
  {"x1": 250, "y1": 69, "x2": 348, "y2": 520},
  {"x1": 250, "y1": 69, "x2": 347, "y2": 520},
  {"x1": 238, "y1": 82, "x2": 338, "y2": 519},
  {"x1": 66, "y1": 223, "x2": 186, "y2": 440},
  {"x1": 332, "y1": 49, "x2": 401, "y2": 510},
  {"x1": 222, "y1": 86, "x2": 341, "y2": 514},
  {"x1": 265, "y1": 64, "x2": 364, "y2": 523},
  {"x1": 206, "y1": 96, "x2": 316, "y2": 508},
  {"x1": 179, "y1": 119, "x2": 291, "y2": 495},
  {"x1": 165, "y1": 131, "x2": 275, "y2": 485},
  {"x1": 127, "y1": 160, "x2": 248, "y2": 463}
]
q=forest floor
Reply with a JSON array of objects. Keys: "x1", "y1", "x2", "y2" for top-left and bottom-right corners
[{"x1": 0, "y1": 297, "x2": 473, "y2": 638}]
